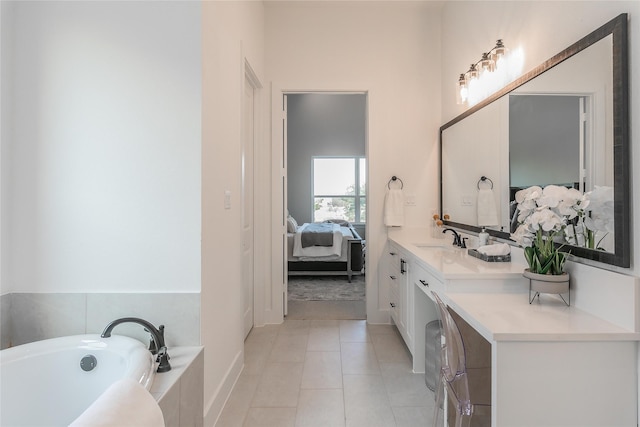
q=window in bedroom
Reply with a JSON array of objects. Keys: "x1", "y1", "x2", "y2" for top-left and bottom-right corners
[{"x1": 312, "y1": 157, "x2": 366, "y2": 223}]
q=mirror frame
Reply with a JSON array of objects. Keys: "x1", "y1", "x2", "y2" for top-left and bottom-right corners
[{"x1": 439, "y1": 13, "x2": 629, "y2": 267}]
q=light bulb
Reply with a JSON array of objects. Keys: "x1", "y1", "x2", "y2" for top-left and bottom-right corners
[
  {"x1": 479, "y1": 52, "x2": 495, "y2": 74},
  {"x1": 456, "y1": 74, "x2": 468, "y2": 105},
  {"x1": 490, "y1": 39, "x2": 508, "y2": 67}
]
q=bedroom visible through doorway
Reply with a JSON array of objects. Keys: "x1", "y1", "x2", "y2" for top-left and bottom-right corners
[{"x1": 285, "y1": 93, "x2": 367, "y2": 320}]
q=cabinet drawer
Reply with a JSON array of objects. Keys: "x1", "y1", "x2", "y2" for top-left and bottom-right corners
[
  {"x1": 388, "y1": 271, "x2": 399, "y2": 291},
  {"x1": 389, "y1": 287, "x2": 399, "y2": 322},
  {"x1": 413, "y1": 262, "x2": 444, "y2": 299},
  {"x1": 387, "y1": 244, "x2": 404, "y2": 272}
]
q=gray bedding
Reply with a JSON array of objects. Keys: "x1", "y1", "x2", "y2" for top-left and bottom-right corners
[{"x1": 301, "y1": 223, "x2": 335, "y2": 248}]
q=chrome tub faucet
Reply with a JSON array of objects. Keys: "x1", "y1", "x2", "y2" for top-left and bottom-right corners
[{"x1": 101, "y1": 317, "x2": 172, "y2": 372}]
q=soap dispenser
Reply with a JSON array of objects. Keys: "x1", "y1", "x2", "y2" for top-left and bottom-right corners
[{"x1": 478, "y1": 228, "x2": 489, "y2": 246}]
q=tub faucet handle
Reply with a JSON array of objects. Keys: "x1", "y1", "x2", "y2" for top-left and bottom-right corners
[
  {"x1": 156, "y1": 346, "x2": 171, "y2": 373},
  {"x1": 147, "y1": 325, "x2": 165, "y2": 354}
]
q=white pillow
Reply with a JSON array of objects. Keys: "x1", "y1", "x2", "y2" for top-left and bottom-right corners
[{"x1": 286, "y1": 215, "x2": 298, "y2": 233}]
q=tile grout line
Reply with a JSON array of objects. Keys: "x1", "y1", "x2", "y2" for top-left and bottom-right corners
[{"x1": 339, "y1": 324, "x2": 348, "y2": 427}]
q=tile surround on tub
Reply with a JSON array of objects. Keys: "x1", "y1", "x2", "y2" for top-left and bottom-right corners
[
  {"x1": 86, "y1": 293, "x2": 200, "y2": 347},
  {"x1": 177, "y1": 347, "x2": 204, "y2": 426},
  {"x1": 9, "y1": 293, "x2": 87, "y2": 346},
  {"x1": 153, "y1": 347, "x2": 204, "y2": 427},
  {"x1": 1, "y1": 292, "x2": 200, "y2": 350},
  {"x1": 157, "y1": 381, "x2": 181, "y2": 427}
]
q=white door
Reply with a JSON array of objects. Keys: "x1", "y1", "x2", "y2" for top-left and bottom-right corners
[{"x1": 242, "y1": 75, "x2": 255, "y2": 339}]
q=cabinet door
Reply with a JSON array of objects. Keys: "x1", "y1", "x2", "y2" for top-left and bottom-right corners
[{"x1": 386, "y1": 243, "x2": 414, "y2": 351}]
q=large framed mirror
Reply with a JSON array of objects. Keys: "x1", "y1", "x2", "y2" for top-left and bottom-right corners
[{"x1": 439, "y1": 13, "x2": 629, "y2": 267}]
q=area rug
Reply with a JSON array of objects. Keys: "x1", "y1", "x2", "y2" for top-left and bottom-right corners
[{"x1": 287, "y1": 275, "x2": 365, "y2": 301}]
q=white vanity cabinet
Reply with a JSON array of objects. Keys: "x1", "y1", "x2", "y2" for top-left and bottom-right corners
[
  {"x1": 384, "y1": 242, "x2": 413, "y2": 349},
  {"x1": 388, "y1": 230, "x2": 640, "y2": 426},
  {"x1": 397, "y1": 245, "x2": 526, "y2": 373}
]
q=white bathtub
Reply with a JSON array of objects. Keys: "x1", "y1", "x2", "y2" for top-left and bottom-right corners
[{"x1": 0, "y1": 334, "x2": 156, "y2": 427}]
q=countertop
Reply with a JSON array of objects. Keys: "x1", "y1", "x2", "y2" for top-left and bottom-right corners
[
  {"x1": 388, "y1": 228, "x2": 529, "y2": 280},
  {"x1": 445, "y1": 292, "x2": 640, "y2": 342},
  {"x1": 390, "y1": 227, "x2": 640, "y2": 342}
]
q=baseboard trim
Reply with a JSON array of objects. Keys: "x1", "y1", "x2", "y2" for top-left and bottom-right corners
[
  {"x1": 367, "y1": 310, "x2": 391, "y2": 324},
  {"x1": 203, "y1": 348, "x2": 244, "y2": 427}
]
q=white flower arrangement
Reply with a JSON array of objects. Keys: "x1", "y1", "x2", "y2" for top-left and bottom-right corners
[
  {"x1": 565, "y1": 185, "x2": 614, "y2": 249},
  {"x1": 511, "y1": 184, "x2": 614, "y2": 274},
  {"x1": 511, "y1": 185, "x2": 584, "y2": 275}
]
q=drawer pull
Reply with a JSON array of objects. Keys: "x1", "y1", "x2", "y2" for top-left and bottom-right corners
[
  {"x1": 419, "y1": 279, "x2": 429, "y2": 287},
  {"x1": 390, "y1": 302, "x2": 396, "y2": 308},
  {"x1": 389, "y1": 252, "x2": 397, "y2": 256},
  {"x1": 390, "y1": 275, "x2": 397, "y2": 280},
  {"x1": 400, "y1": 259, "x2": 407, "y2": 274}
]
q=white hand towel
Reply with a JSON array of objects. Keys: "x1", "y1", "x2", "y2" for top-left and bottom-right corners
[
  {"x1": 477, "y1": 188, "x2": 499, "y2": 226},
  {"x1": 477, "y1": 243, "x2": 511, "y2": 256},
  {"x1": 69, "y1": 378, "x2": 165, "y2": 427},
  {"x1": 384, "y1": 188, "x2": 405, "y2": 227}
]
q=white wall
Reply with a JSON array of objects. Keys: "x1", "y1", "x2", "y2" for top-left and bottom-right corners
[
  {"x1": 0, "y1": 0, "x2": 14, "y2": 296},
  {"x1": 441, "y1": 1, "x2": 640, "y2": 274},
  {"x1": 1, "y1": 1, "x2": 202, "y2": 294},
  {"x1": 265, "y1": 1, "x2": 443, "y2": 323},
  {"x1": 201, "y1": 2, "x2": 265, "y2": 425}
]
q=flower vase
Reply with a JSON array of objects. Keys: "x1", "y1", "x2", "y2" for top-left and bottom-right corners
[{"x1": 523, "y1": 269, "x2": 570, "y2": 306}]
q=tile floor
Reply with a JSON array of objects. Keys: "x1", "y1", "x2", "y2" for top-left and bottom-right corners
[
  {"x1": 285, "y1": 300, "x2": 366, "y2": 320},
  {"x1": 216, "y1": 319, "x2": 435, "y2": 427}
]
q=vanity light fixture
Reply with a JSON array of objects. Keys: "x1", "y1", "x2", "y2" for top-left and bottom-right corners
[{"x1": 457, "y1": 39, "x2": 524, "y2": 107}]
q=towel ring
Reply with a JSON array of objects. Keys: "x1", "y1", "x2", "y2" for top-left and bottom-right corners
[
  {"x1": 477, "y1": 176, "x2": 493, "y2": 190},
  {"x1": 388, "y1": 176, "x2": 404, "y2": 189}
]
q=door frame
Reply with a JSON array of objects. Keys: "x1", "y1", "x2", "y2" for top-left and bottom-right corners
[
  {"x1": 242, "y1": 58, "x2": 263, "y2": 330},
  {"x1": 272, "y1": 88, "x2": 369, "y2": 321}
]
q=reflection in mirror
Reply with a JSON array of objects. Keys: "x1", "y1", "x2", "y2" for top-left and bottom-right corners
[
  {"x1": 509, "y1": 95, "x2": 583, "y2": 193},
  {"x1": 440, "y1": 14, "x2": 629, "y2": 267},
  {"x1": 441, "y1": 98, "x2": 506, "y2": 231},
  {"x1": 508, "y1": 93, "x2": 614, "y2": 253}
]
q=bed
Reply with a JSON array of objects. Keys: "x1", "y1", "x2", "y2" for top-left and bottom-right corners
[{"x1": 287, "y1": 218, "x2": 365, "y2": 282}]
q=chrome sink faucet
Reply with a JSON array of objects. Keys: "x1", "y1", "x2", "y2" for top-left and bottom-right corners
[
  {"x1": 101, "y1": 317, "x2": 172, "y2": 372},
  {"x1": 442, "y1": 228, "x2": 465, "y2": 248}
]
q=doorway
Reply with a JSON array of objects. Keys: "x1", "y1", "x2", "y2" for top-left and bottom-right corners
[{"x1": 284, "y1": 93, "x2": 368, "y2": 320}]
